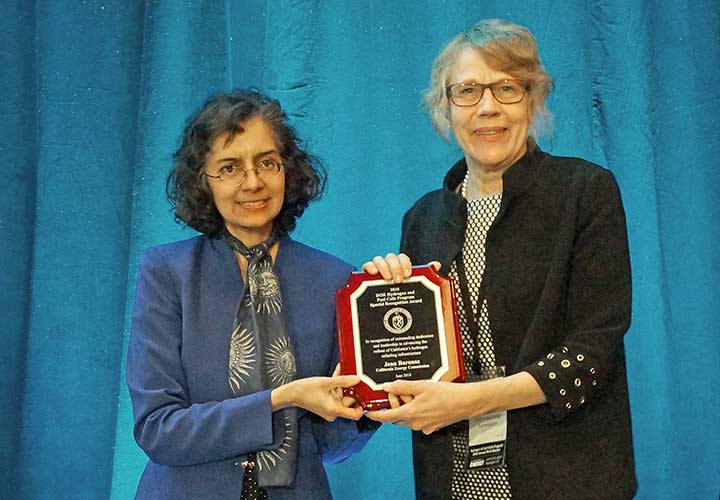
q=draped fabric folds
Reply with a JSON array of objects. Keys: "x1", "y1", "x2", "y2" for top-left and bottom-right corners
[{"x1": 1, "y1": 1, "x2": 718, "y2": 499}]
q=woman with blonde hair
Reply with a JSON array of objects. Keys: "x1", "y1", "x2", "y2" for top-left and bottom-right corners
[{"x1": 365, "y1": 19, "x2": 636, "y2": 499}]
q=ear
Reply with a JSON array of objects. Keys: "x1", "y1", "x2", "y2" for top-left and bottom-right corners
[
  {"x1": 526, "y1": 95, "x2": 538, "y2": 123},
  {"x1": 444, "y1": 104, "x2": 454, "y2": 129}
]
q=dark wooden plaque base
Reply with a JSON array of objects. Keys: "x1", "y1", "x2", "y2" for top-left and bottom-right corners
[{"x1": 335, "y1": 265, "x2": 465, "y2": 411}]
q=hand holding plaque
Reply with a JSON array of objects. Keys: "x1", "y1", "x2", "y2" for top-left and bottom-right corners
[{"x1": 335, "y1": 265, "x2": 465, "y2": 411}]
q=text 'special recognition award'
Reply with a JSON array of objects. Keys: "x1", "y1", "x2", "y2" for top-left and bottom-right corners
[{"x1": 335, "y1": 265, "x2": 465, "y2": 410}]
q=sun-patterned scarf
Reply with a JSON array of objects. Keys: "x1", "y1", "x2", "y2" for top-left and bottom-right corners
[{"x1": 223, "y1": 229, "x2": 298, "y2": 489}]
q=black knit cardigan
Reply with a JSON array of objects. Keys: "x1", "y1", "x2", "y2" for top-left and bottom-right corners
[{"x1": 401, "y1": 145, "x2": 637, "y2": 500}]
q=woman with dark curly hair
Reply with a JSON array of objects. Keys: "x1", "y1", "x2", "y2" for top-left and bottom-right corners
[{"x1": 126, "y1": 90, "x2": 375, "y2": 500}]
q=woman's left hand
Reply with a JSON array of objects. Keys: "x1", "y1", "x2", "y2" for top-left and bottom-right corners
[
  {"x1": 365, "y1": 380, "x2": 472, "y2": 434},
  {"x1": 367, "y1": 373, "x2": 547, "y2": 434}
]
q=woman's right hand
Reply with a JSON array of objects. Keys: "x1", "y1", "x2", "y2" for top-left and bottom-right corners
[
  {"x1": 361, "y1": 253, "x2": 440, "y2": 284},
  {"x1": 361, "y1": 253, "x2": 413, "y2": 283},
  {"x1": 271, "y1": 376, "x2": 364, "y2": 422}
]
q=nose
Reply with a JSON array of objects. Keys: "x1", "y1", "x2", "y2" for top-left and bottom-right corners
[
  {"x1": 241, "y1": 168, "x2": 264, "y2": 190},
  {"x1": 474, "y1": 88, "x2": 500, "y2": 116}
]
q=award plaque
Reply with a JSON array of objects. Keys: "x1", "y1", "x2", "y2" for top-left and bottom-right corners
[{"x1": 335, "y1": 265, "x2": 465, "y2": 411}]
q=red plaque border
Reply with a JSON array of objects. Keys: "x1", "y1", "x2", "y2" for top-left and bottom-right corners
[{"x1": 335, "y1": 265, "x2": 465, "y2": 411}]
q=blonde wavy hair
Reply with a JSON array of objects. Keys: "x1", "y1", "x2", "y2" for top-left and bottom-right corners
[{"x1": 423, "y1": 19, "x2": 554, "y2": 141}]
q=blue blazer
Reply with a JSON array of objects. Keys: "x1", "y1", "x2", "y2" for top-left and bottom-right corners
[{"x1": 126, "y1": 235, "x2": 374, "y2": 500}]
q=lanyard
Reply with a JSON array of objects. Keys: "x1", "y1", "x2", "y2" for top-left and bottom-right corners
[{"x1": 455, "y1": 253, "x2": 485, "y2": 375}]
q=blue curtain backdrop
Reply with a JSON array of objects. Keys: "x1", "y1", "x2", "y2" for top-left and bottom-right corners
[{"x1": 1, "y1": 1, "x2": 718, "y2": 499}]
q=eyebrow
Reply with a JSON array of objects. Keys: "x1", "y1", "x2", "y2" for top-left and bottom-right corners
[
  {"x1": 461, "y1": 78, "x2": 518, "y2": 84},
  {"x1": 214, "y1": 149, "x2": 279, "y2": 164}
]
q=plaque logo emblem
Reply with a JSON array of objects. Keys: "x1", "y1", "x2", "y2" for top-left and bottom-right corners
[{"x1": 383, "y1": 307, "x2": 413, "y2": 334}]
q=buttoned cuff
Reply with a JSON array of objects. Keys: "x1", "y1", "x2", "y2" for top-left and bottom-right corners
[{"x1": 525, "y1": 345, "x2": 601, "y2": 420}]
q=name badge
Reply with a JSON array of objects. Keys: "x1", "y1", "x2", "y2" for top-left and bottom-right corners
[{"x1": 466, "y1": 366, "x2": 506, "y2": 469}]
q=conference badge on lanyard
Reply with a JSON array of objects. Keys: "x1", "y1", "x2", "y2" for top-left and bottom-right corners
[{"x1": 467, "y1": 366, "x2": 507, "y2": 469}]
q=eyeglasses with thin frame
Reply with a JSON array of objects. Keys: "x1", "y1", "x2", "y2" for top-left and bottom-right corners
[
  {"x1": 446, "y1": 79, "x2": 528, "y2": 106},
  {"x1": 201, "y1": 158, "x2": 284, "y2": 185}
]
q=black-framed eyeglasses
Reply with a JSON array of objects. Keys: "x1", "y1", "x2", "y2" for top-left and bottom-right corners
[
  {"x1": 446, "y1": 79, "x2": 528, "y2": 106},
  {"x1": 201, "y1": 158, "x2": 284, "y2": 185}
]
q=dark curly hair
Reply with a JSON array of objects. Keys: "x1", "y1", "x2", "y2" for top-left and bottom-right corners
[{"x1": 166, "y1": 89, "x2": 326, "y2": 237}]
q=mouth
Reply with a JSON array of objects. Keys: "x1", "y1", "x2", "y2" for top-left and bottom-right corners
[
  {"x1": 236, "y1": 199, "x2": 270, "y2": 209},
  {"x1": 473, "y1": 127, "x2": 507, "y2": 137}
]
